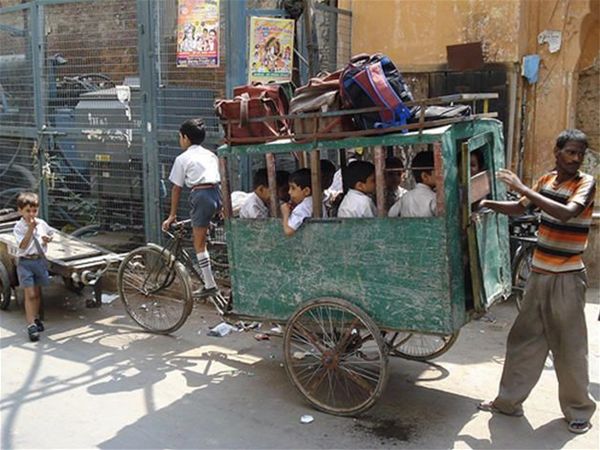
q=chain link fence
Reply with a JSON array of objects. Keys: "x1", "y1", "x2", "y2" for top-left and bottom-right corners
[{"x1": 1, "y1": 0, "x2": 351, "y2": 250}]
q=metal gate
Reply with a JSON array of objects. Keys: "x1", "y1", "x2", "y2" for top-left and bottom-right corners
[{"x1": 0, "y1": 0, "x2": 351, "y2": 248}]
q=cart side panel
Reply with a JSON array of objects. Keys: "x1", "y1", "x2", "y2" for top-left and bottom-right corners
[{"x1": 227, "y1": 217, "x2": 463, "y2": 334}]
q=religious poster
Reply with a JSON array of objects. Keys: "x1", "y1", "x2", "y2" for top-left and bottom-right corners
[
  {"x1": 248, "y1": 17, "x2": 294, "y2": 83},
  {"x1": 176, "y1": 0, "x2": 220, "y2": 68}
]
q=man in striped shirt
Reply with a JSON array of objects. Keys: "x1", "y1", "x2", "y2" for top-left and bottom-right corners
[{"x1": 477, "y1": 129, "x2": 596, "y2": 434}]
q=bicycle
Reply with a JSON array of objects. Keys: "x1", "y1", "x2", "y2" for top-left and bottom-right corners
[
  {"x1": 117, "y1": 219, "x2": 229, "y2": 334},
  {"x1": 509, "y1": 213, "x2": 538, "y2": 310}
]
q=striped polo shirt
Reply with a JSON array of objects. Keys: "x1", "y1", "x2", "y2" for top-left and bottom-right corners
[{"x1": 520, "y1": 171, "x2": 595, "y2": 273}]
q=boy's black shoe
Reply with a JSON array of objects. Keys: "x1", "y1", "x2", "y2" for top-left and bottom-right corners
[
  {"x1": 34, "y1": 318, "x2": 44, "y2": 332},
  {"x1": 27, "y1": 324, "x2": 40, "y2": 342}
]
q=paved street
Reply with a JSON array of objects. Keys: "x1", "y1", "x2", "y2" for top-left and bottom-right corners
[{"x1": 1, "y1": 280, "x2": 598, "y2": 449}]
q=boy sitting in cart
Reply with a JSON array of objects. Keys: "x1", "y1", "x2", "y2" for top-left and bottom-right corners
[
  {"x1": 162, "y1": 118, "x2": 221, "y2": 296},
  {"x1": 388, "y1": 151, "x2": 437, "y2": 217},
  {"x1": 337, "y1": 161, "x2": 377, "y2": 218},
  {"x1": 240, "y1": 169, "x2": 289, "y2": 219},
  {"x1": 281, "y1": 168, "x2": 325, "y2": 236},
  {"x1": 13, "y1": 192, "x2": 54, "y2": 342}
]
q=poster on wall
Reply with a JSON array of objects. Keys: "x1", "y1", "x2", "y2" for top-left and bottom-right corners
[
  {"x1": 176, "y1": 0, "x2": 220, "y2": 68},
  {"x1": 248, "y1": 17, "x2": 294, "y2": 83}
]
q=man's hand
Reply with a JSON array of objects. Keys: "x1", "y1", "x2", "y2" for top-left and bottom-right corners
[
  {"x1": 496, "y1": 169, "x2": 527, "y2": 193},
  {"x1": 162, "y1": 215, "x2": 176, "y2": 232},
  {"x1": 41, "y1": 235, "x2": 52, "y2": 244}
]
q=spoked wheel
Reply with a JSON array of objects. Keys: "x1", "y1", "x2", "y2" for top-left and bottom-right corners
[
  {"x1": 283, "y1": 298, "x2": 388, "y2": 416},
  {"x1": 117, "y1": 245, "x2": 193, "y2": 334},
  {"x1": 0, "y1": 261, "x2": 12, "y2": 310},
  {"x1": 511, "y1": 245, "x2": 533, "y2": 311},
  {"x1": 390, "y1": 331, "x2": 459, "y2": 361}
]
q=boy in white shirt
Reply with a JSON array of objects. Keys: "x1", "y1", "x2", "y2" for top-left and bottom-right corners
[
  {"x1": 281, "y1": 168, "x2": 315, "y2": 236},
  {"x1": 385, "y1": 156, "x2": 407, "y2": 211},
  {"x1": 162, "y1": 118, "x2": 221, "y2": 295},
  {"x1": 240, "y1": 169, "x2": 290, "y2": 219},
  {"x1": 13, "y1": 192, "x2": 54, "y2": 342},
  {"x1": 388, "y1": 151, "x2": 437, "y2": 218},
  {"x1": 337, "y1": 161, "x2": 377, "y2": 218}
]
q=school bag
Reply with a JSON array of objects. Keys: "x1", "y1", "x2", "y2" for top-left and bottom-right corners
[
  {"x1": 214, "y1": 83, "x2": 290, "y2": 144},
  {"x1": 289, "y1": 70, "x2": 354, "y2": 141},
  {"x1": 340, "y1": 53, "x2": 415, "y2": 130}
]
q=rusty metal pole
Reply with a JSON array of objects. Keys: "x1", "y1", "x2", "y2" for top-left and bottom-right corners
[
  {"x1": 374, "y1": 146, "x2": 386, "y2": 217},
  {"x1": 219, "y1": 157, "x2": 232, "y2": 218},
  {"x1": 265, "y1": 152, "x2": 279, "y2": 217},
  {"x1": 309, "y1": 150, "x2": 322, "y2": 218}
]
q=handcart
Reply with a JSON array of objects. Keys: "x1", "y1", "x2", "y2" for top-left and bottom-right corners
[
  {"x1": 117, "y1": 94, "x2": 512, "y2": 416},
  {"x1": 0, "y1": 209, "x2": 123, "y2": 310}
]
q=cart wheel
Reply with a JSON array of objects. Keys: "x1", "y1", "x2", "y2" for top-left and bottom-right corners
[
  {"x1": 390, "y1": 331, "x2": 459, "y2": 361},
  {"x1": 0, "y1": 261, "x2": 12, "y2": 310},
  {"x1": 117, "y1": 245, "x2": 193, "y2": 334},
  {"x1": 62, "y1": 276, "x2": 85, "y2": 294},
  {"x1": 283, "y1": 298, "x2": 389, "y2": 416}
]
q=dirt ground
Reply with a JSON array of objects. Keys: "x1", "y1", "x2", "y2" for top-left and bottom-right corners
[{"x1": 1, "y1": 280, "x2": 598, "y2": 449}]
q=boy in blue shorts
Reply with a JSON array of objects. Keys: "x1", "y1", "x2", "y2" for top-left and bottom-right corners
[
  {"x1": 162, "y1": 118, "x2": 221, "y2": 295},
  {"x1": 13, "y1": 192, "x2": 54, "y2": 342}
]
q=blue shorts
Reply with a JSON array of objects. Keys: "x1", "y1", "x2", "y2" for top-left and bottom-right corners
[
  {"x1": 17, "y1": 257, "x2": 50, "y2": 288},
  {"x1": 189, "y1": 187, "x2": 222, "y2": 227}
]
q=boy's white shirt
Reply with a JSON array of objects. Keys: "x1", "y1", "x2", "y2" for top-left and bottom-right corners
[
  {"x1": 288, "y1": 197, "x2": 327, "y2": 230},
  {"x1": 388, "y1": 183, "x2": 436, "y2": 218},
  {"x1": 239, "y1": 192, "x2": 269, "y2": 219},
  {"x1": 168, "y1": 144, "x2": 220, "y2": 188},
  {"x1": 13, "y1": 218, "x2": 53, "y2": 257},
  {"x1": 338, "y1": 189, "x2": 377, "y2": 218}
]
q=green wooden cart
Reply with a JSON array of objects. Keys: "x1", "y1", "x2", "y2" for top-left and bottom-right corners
[{"x1": 216, "y1": 111, "x2": 511, "y2": 415}]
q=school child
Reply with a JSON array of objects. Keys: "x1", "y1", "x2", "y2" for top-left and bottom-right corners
[
  {"x1": 162, "y1": 118, "x2": 221, "y2": 295},
  {"x1": 240, "y1": 169, "x2": 289, "y2": 219},
  {"x1": 13, "y1": 192, "x2": 54, "y2": 342},
  {"x1": 388, "y1": 151, "x2": 436, "y2": 217},
  {"x1": 239, "y1": 169, "x2": 270, "y2": 219},
  {"x1": 280, "y1": 168, "x2": 316, "y2": 236},
  {"x1": 337, "y1": 161, "x2": 377, "y2": 218},
  {"x1": 329, "y1": 148, "x2": 363, "y2": 193},
  {"x1": 385, "y1": 156, "x2": 407, "y2": 211},
  {"x1": 320, "y1": 159, "x2": 337, "y2": 214}
]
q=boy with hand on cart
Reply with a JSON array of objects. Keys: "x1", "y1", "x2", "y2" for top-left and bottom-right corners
[
  {"x1": 388, "y1": 151, "x2": 437, "y2": 217},
  {"x1": 281, "y1": 168, "x2": 325, "y2": 236},
  {"x1": 13, "y1": 192, "x2": 53, "y2": 342},
  {"x1": 162, "y1": 118, "x2": 221, "y2": 296},
  {"x1": 337, "y1": 161, "x2": 377, "y2": 218}
]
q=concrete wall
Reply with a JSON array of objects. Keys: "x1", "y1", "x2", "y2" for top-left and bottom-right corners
[{"x1": 342, "y1": 0, "x2": 522, "y2": 67}]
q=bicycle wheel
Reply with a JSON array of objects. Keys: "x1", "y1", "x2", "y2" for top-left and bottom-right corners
[
  {"x1": 511, "y1": 244, "x2": 533, "y2": 311},
  {"x1": 0, "y1": 261, "x2": 12, "y2": 310},
  {"x1": 117, "y1": 245, "x2": 193, "y2": 334},
  {"x1": 283, "y1": 298, "x2": 388, "y2": 416},
  {"x1": 391, "y1": 331, "x2": 459, "y2": 361}
]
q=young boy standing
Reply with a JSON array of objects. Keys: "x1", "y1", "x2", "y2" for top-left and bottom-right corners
[
  {"x1": 337, "y1": 161, "x2": 377, "y2": 218},
  {"x1": 13, "y1": 192, "x2": 53, "y2": 342},
  {"x1": 162, "y1": 118, "x2": 221, "y2": 295},
  {"x1": 388, "y1": 151, "x2": 436, "y2": 218},
  {"x1": 281, "y1": 168, "x2": 319, "y2": 236}
]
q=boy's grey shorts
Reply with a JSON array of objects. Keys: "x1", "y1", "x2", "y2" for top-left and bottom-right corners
[
  {"x1": 17, "y1": 257, "x2": 50, "y2": 288},
  {"x1": 189, "y1": 187, "x2": 222, "y2": 227}
]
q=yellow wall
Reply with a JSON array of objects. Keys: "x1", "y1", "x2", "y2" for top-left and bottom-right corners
[{"x1": 344, "y1": 0, "x2": 522, "y2": 67}]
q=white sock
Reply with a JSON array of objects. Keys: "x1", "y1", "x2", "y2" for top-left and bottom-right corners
[{"x1": 196, "y1": 250, "x2": 216, "y2": 289}]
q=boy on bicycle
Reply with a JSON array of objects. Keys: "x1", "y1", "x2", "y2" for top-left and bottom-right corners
[{"x1": 162, "y1": 118, "x2": 221, "y2": 295}]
